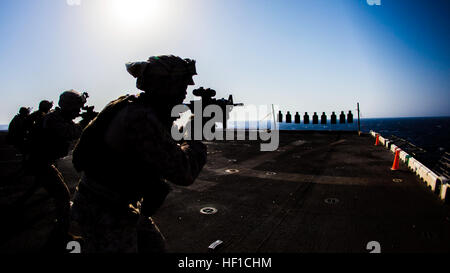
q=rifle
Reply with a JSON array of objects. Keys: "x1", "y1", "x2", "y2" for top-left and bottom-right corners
[
  {"x1": 79, "y1": 92, "x2": 99, "y2": 129},
  {"x1": 183, "y1": 87, "x2": 243, "y2": 130}
]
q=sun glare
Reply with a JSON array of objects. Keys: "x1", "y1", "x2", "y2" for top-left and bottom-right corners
[{"x1": 109, "y1": 0, "x2": 164, "y2": 27}]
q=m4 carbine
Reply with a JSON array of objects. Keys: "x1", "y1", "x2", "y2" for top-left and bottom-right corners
[
  {"x1": 183, "y1": 87, "x2": 243, "y2": 130},
  {"x1": 79, "y1": 92, "x2": 99, "y2": 129}
]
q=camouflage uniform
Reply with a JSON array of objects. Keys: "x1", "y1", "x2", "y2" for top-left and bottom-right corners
[
  {"x1": 26, "y1": 100, "x2": 53, "y2": 146},
  {"x1": 29, "y1": 108, "x2": 82, "y2": 163},
  {"x1": 25, "y1": 92, "x2": 84, "y2": 251},
  {"x1": 71, "y1": 55, "x2": 206, "y2": 253}
]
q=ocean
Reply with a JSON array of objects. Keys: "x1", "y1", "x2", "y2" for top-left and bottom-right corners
[
  {"x1": 359, "y1": 117, "x2": 450, "y2": 155},
  {"x1": 226, "y1": 117, "x2": 450, "y2": 154},
  {"x1": 1, "y1": 116, "x2": 449, "y2": 160}
]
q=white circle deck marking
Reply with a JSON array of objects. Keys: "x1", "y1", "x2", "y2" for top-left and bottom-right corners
[{"x1": 200, "y1": 207, "x2": 218, "y2": 215}]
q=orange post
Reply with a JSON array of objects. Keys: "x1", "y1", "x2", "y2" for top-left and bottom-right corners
[
  {"x1": 391, "y1": 149, "x2": 400, "y2": 170},
  {"x1": 374, "y1": 134, "x2": 379, "y2": 146}
]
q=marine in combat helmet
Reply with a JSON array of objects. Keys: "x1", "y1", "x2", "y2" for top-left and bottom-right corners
[
  {"x1": 25, "y1": 100, "x2": 53, "y2": 150},
  {"x1": 27, "y1": 91, "x2": 85, "y2": 165},
  {"x1": 71, "y1": 55, "x2": 207, "y2": 253},
  {"x1": 27, "y1": 100, "x2": 53, "y2": 131},
  {"x1": 25, "y1": 90, "x2": 86, "y2": 252},
  {"x1": 7, "y1": 107, "x2": 31, "y2": 153}
]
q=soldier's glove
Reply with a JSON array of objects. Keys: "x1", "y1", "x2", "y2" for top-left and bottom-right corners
[{"x1": 182, "y1": 141, "x2": 207, "y2": 167}]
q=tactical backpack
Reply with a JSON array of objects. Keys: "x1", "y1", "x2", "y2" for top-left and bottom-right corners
[
  {"x1": 72, "y1": 94, "x2": 136, "y2": 173},
  {"x1": 72, "y1": 94, "x2": 171, "y2": 215}
]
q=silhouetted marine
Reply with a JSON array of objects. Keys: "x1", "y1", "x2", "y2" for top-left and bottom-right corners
[
  {"x1": 25, "y1": 90, "x2": 86, "y2": 252},
  {"x1": 71, "y1": 55, "x2": 207, "y2": 253},
  {"x1": 6, "y1": 107, "x2": 30, "y2": 153}
]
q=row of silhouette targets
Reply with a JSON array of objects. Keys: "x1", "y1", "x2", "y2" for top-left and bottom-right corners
[{"x1": 278, "y1": 111, "x2": 354, "y2": 124}]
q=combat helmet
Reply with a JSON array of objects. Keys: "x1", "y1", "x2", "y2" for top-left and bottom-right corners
[
  {"x1": 58, "y1": 90, "x2": 86, "y2": 111},
  {"x1": 125, "y1": 55, "x2": 197, "y2": 91},
  {"x1": 38, "y1": 100, "x2": 53, "y2": 113},
  {"x1": 19, "y1": 107, "x2": 30, "y2": 115}
]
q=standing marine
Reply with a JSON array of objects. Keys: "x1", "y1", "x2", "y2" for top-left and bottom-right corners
[
  {"x1": 25, "y1": 100, "x2": 53, "y2": 150},
  {"x1": 25, "y1": 90, "x2": 86, "y2": 251},
  {"x1": 27, "y1": 100, "x2": 53, "y2": 132},
  {"x1": 6, "y1": 107, "x2": 31, "y2": 153},
  {"x1": 28, "y1": 100, "x2": 53, "y2": 126},
  {"x1": 71, "y1": 55, "x2": 207, "y2": 253}
]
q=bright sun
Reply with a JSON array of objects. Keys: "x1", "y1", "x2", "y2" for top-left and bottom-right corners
[{"x1": 109, "y1": 0, "x2": 164, "y2": 27}]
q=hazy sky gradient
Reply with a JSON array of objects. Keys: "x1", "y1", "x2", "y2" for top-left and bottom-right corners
[{"x1": 0, "y1": 0, "x2": 449, "y2": 124}]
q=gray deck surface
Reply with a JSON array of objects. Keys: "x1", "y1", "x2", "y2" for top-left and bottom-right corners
[
  {"x1": 1, "y1": 131, "x2": 449, "y2": 253},
  {"x1": 155, "y1": 131, "x2": 450, "y2": 253}
]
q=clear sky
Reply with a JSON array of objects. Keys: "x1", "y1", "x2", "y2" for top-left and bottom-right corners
[{"x1": 0, "y1": 0, "x2": 449, "y2": 124}]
